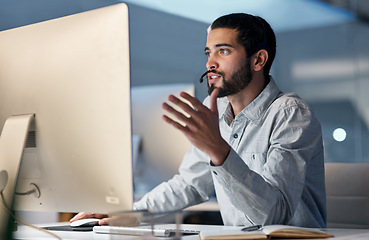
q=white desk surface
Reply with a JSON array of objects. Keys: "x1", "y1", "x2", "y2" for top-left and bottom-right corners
[
  {"x1": 13, "y1": 223, "x2": 200, "y2": 240},
  {"x1": 12, "y1": 224, "x2": 369, "y2": 240}
]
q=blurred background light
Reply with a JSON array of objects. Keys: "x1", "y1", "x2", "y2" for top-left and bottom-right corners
[{"x1": 333, "y1": 128, "x2": 347, "y2": 142}]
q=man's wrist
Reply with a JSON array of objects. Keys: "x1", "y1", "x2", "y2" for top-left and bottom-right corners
[{"x1": 210, "y1": 144, "x2": 231, "y2": 166}]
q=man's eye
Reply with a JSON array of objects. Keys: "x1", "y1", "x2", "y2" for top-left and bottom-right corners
[
  {"x1": 205, "y1": 51, "x2": 211, "y2": 57},
  {"x1": 220, "y1": 49, "x2": 230, "y2": 55}
]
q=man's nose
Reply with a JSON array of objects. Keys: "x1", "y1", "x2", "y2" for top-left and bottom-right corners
[{"x1": 206, "y1": 57, "x2": 218, "y2": 70}]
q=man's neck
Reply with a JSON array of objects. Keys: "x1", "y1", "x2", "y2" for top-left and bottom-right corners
[{"x1": 227, "y1": 75, "x2": 268, "y2": 117}]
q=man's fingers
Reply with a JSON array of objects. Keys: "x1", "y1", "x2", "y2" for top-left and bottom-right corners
[
  {"x1": 99, "y1": 217, "x2": 110, "y2": 225},
  {"x1": 209, "y1": 88, "x2": 219, "y2": 115},
  {"x1": 162, "y1": 113, "x2": 187, "y2": 132},
  {"x1": 162, "y1": 103, "x2": 190, "y2": 124},
  {"x1": 167, "y1": 94, "x2": 197, "y2": 115},
  {"x1": 70, "y1": 212, "x2": 107, "y2": 222},
  {"x1": 179, "y1": 91, "x2": 208, "y2": 112},
  {"x1": 70, "y1": 212, "x2": 90, "y2": 222}
]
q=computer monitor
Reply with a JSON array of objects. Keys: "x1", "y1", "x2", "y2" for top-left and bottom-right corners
[{"x1": 0, "y1": 3, "x2": 133, "y2": 237}]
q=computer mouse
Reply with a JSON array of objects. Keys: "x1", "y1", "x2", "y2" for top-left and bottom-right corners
[{"x1": 70, "y1": 218, "x2": 100, "y2": 227}]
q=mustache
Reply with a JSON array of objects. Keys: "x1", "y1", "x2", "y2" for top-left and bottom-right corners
[{"x1": 199, "y1": 69, "x2": 217, "y2": 83}]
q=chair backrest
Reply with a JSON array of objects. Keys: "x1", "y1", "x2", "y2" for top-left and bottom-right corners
[{"x1": 325, "y1": 163, "x2": 369, "y2": 228}]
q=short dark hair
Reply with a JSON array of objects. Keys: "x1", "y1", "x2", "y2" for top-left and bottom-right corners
[{"x1": 210, "y1": 13, "x2": 276, "y2": 78}]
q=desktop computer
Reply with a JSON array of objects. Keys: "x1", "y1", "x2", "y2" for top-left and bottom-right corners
[{"x1": 0, "y1": 3, "x2": 133, "y2": 238}]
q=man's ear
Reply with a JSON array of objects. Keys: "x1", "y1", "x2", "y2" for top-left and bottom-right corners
[{"x1": 252, "y1": 49, "x2": 268, "y2": 72}]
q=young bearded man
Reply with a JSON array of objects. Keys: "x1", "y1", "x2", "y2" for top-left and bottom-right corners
[{"x1": 72, "y1": 13, "x2": 326, "y2": 228}]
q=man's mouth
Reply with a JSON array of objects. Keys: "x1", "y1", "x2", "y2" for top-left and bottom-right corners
[
  {"x1": 208, "y1": 74, "x2": 221, "y2": 79},
  {"x1": 207, "y1": 72, "x2": 223, "y2": 85},
  {"x1": 199, "y1": 69, "x2": 216, "y2": 83}
]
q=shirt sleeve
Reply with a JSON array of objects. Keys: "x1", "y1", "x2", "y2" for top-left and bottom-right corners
[
  {"x1": 134, "y1": 145, "x2": 215, "y2": 212},
  {"x1": 210, "y1": 104, "x2": 322, "y2": 225}
]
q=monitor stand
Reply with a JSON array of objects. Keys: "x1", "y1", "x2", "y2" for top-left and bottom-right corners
[{"x1": 0, "y1": 114, "x2": 34, "y2": 239}]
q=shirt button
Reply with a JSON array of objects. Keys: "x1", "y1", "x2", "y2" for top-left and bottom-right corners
[{"x1": 233, "y1": 133, "x2": 238, "y2": 139}]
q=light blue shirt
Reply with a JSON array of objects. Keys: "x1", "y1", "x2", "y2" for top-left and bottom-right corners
[{"x1": 134, "y1": 77, "x2": 326, "y2": 228}]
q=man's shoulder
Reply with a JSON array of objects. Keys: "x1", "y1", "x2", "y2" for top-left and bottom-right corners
[{"x1": 273, "y1": 92, "x2": 311, "y2": 110}]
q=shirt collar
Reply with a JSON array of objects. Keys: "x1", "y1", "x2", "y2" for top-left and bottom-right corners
[{"x1": 218, "y1": 76, "x2": 281, "y2": 125}]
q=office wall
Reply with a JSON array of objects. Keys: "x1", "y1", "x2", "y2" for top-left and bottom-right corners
[
  {"x1": 274, "y1": 21, "x2": 369, "y2": 163},
  {"x1": 0, "y1": 0, "x2": 119, "y2": 31},
  {"x1": 127, "y1": 3, "x2": 208, "y2": 99}
]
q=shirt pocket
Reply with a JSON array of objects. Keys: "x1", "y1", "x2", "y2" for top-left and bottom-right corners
[{"x1": 243, "y1": 152, "x2": 267, "y2": 175}]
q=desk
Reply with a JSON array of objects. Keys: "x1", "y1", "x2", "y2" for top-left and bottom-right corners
[
  {"x1": 13, "y1": 223, "x2": 200, "y2": 240},
  {"x1": 12, "y1": 224, "x2": 369, "y2": 240}
]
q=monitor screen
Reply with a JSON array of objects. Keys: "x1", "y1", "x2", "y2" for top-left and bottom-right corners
[{"x1": 0, "y1": 3, "x2": 133, "y2": 233}]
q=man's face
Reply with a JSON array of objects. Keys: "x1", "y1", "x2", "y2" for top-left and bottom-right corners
[{"x1": 205, "y1": 28, "x2": 252, "y2": 97}]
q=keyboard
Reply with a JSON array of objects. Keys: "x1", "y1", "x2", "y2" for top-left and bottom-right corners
[{"x1": 93, "y1": 224, "x2": 205, "y2": 237}]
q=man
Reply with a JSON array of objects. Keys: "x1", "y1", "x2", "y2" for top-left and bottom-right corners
[{"x1": 72, "y1": 13, "x2": 326, "y2": 228}]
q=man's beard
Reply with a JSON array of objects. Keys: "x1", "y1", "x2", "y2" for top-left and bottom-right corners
[{"x1": 208, "y1": 59, "x2": 252, "y2": 98}]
